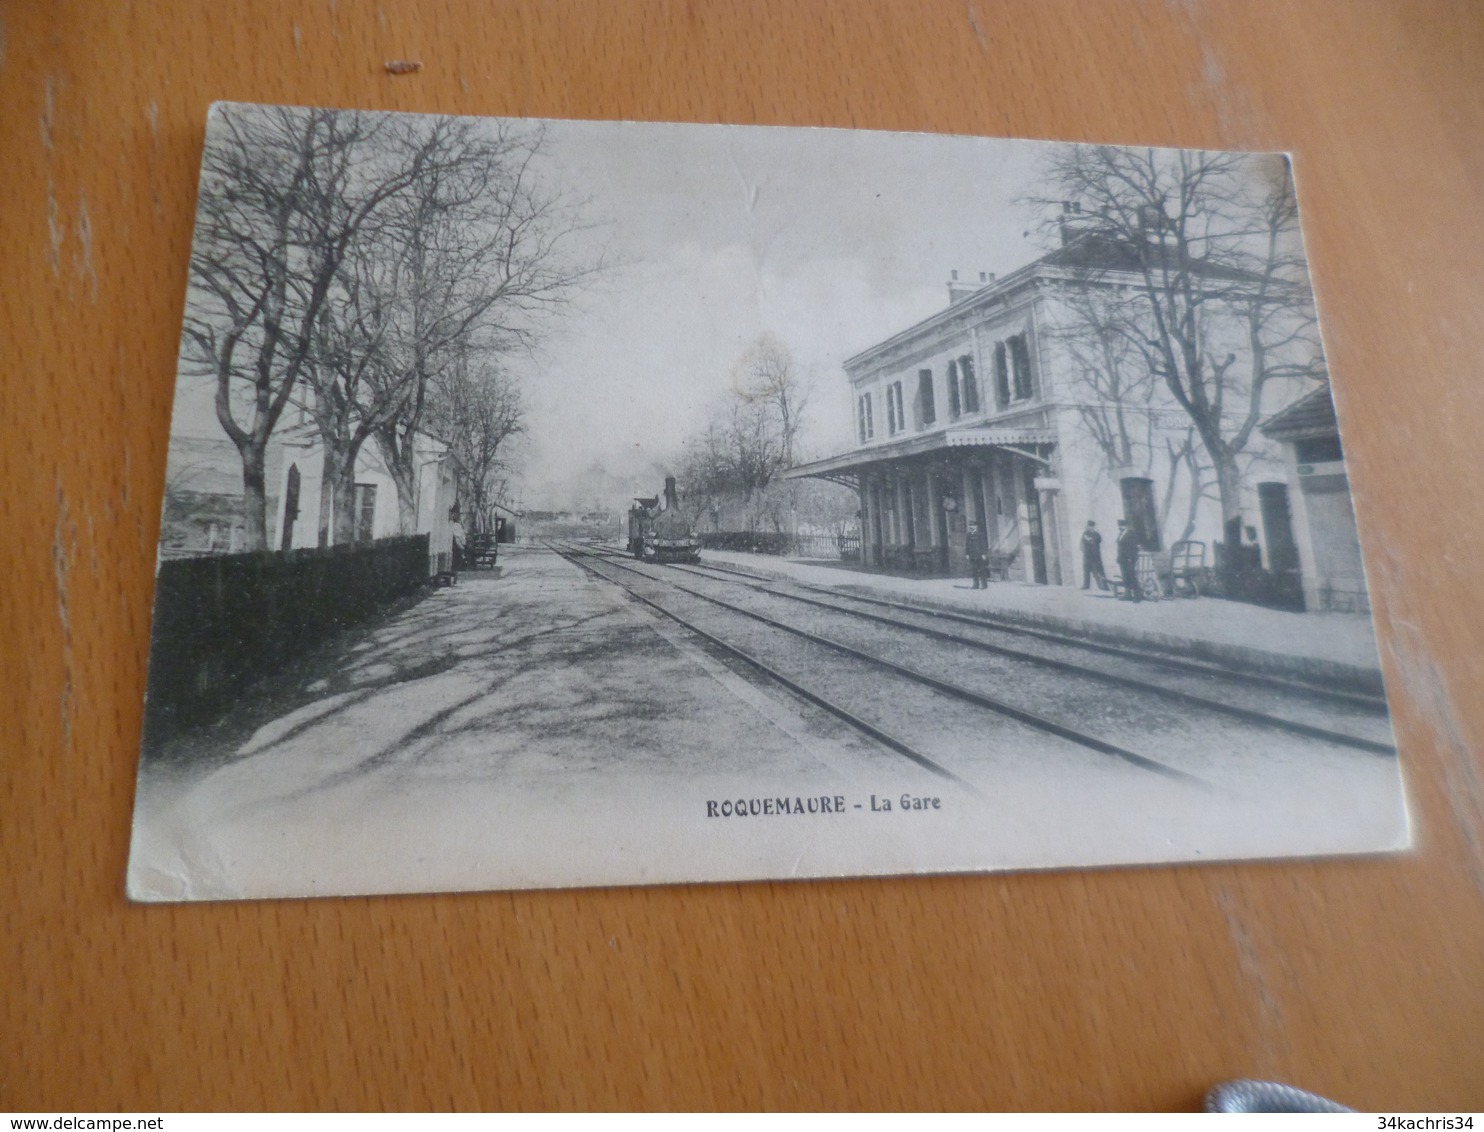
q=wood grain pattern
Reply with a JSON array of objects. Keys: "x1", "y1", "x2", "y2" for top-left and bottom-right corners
[{"x1": 3, "y1": 0, "x2": 1483, "y2": 1111}]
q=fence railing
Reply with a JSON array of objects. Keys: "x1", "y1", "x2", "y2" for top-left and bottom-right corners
[
  {"x1": 142, "y1": 535, "x2": 430, "y2": 745},
  {"x1": 792, "y1": 533, "x2": 862, "y2": 559},
  {"x1": 698, "y1": 531, "x2": 861, "y2": 560}
]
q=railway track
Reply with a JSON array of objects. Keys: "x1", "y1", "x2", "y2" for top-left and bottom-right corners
[
  {"x1": 686, "y1": 556, "x2": 1389, "y2": 714},
  {"x1": 550, "y1": 541, "x2": 1216, "y2": 792},
  {"x1": 547, "y1": 543, "x2": 980, "y2": 792},
  {"x1": 566, "y1": 542, "x2": 1393, "y2": 756},
  {"x1": 658, "y1": 559, "x2": 1395, "y2": 756}
]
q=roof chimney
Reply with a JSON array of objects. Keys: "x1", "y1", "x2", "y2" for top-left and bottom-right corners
[
  {"x1": 1059, "y1": 200, "x2": 1090, "y2": 246},
  {"x1": 948, "y1": 269, "x2": 992, "y2": 305}
]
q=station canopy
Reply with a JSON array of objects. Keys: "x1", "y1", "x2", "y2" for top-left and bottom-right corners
[{"x1": 782, "y1": 426, "x2": 1056, "y2": 487}]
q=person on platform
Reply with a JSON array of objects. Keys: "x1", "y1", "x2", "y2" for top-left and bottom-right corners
[
  {"x1": 1080, "y1": 519, "x2": 1109, "y2": 591},
  {"x1": 965, "y1": 521, "x2": 990, "y2": 590},
  {"x1": 1116, "y1": 519, "x2": 1143, "y2": 602},
  {"x1": 450, "y1": 515, "x2": 467, "y2": 571}
]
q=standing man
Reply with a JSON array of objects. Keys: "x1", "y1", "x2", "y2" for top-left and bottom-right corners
[
  {"x1": 1080, "y1": 519, "x2": 1108, "y2": 591},
  {"x1": 1116, "y1": 518, "x2": 1143, "y2": 602},
  {"x1": 965, "y1": 520, "x2": 990, "y2": 590}
]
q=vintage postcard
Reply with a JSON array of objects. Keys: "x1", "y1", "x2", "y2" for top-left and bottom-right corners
[{"x1": 127, "y1": 104, "x2": 1407, "y2": 901}]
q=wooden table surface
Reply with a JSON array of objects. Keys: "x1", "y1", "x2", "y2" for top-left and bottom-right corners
[{"x1": 4, "y1": 0, "x2": 1483, "y2": 1112}]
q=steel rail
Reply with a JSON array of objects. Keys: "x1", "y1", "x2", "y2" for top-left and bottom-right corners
[
  {"x1": 689, "y1": 558, "x2": 1389, "y2": 714},
  {"x1": 548, "y1": 544, "x2": 982, "y2": 794},
  {"x1": 563, "y1": 545, "x2": 1212, "y2": 789},
  {"x1": 655, "y1": 561, "x2": 1395, "y2": 756}
]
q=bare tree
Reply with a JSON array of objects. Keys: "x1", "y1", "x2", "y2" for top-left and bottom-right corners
[
  {"x1": 187, "y1": 107, "x2": 599, "y2": 550},
  {"x1": 430, "y1": 360, "x2": 525, "y2": 536},
  {"x1": 297, "y1": 247, "x2": 396, "y2": 546},
  {"x1": 1036, "y1": 147, "x2": 1324, "y2": 546},
  {"x1": 728, "y1": 396, "x2": 785, "y2": 502},
  {"x1": 183, "y1": 105, "x2": 432, "y2": 549},
  {"x1": 1158, "y1": 429, "x2": 1209, "y2": 547},
  {"x1": 279, "y1": 117, "x2": 596, "y2": 544},
  {"x1": 677, "y1": 420, "x2": 733, "y2": 531},
  {"x1": 1050, "y1": 283, "x2": 1154, "y2": 472},
  {"x1": 734, "y1": 333, "x2": 810, "y2": 469},
  {"x1": 677, "y1": 335, "x2": 814, "y2": 532},
  {"x1": 366, "y1": 120, "x2": 598, "y2": 537},
  {"x1": 1051, "y1": 269, "x2": 1214, "y2": 548}
]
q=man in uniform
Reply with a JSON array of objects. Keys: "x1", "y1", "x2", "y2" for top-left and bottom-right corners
[
  {"x1": 1116, "y1": 518, "x2": 1143, "y2": 602},
  {"x1": 1080, "y1": 519, "x2": 1108, "y2": 591},
  {"x1": 965, "y1": 520, "x2": 990, "y2": 589}
]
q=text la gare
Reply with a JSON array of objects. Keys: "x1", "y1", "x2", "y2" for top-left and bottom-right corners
[{"x1": 873, "y1": 794, "x2": 941, "y2": 812}]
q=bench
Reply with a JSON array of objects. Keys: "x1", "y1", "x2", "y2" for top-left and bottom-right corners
[{"x1": 465, "y1": 533, "x2": 498, "y2": 570}]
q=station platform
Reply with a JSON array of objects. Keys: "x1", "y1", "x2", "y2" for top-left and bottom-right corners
[{"x1": 696, "y1": 549, "x2": 1389, "y2": 697}]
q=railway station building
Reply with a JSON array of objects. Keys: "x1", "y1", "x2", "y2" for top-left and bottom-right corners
[
  {"x1": 785, "y1": 230, "x2": 1353, "y2": 603},
  {"x1": 268, "y1": 426, "x2": 461, "y2": 576},
  {"x1": 1257, "y1": 384, "x2": 1371, "y2": 613},
  {"x1": 160, "y1": 412, "x2": 461, "y2": 577}
]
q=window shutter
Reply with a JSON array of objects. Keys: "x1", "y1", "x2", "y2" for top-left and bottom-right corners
[
  {"x1": 994, "y1": 342, "x2": 1010, "y2": 409},
  {"x1": 918, "y1": 369, "x2": 935, "y2": 426},
  {"x1": 1010, "y1": 335, "x2": 1034, "y2": 401}
]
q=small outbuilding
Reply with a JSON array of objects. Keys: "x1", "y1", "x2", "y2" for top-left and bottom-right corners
[{"x1": 1258, "y1": 384, "x2": 1371, "y2": 613}]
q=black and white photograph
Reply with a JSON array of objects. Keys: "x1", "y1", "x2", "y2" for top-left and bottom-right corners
[{"x1": 127, "y1": 104, "x2": 1409, "y2": 901}]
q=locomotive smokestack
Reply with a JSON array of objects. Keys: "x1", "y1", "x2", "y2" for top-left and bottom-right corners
[{"x1": 663, "y1": 476, "x2": 679, "y2": 510}]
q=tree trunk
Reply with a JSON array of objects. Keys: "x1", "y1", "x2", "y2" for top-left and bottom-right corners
[
  {"x1": 1180, "y1": 492, "x2": 1201, "y2": 546},
  {"x1": 316, "y1": 434, "x2": 355, "y2": 546},
  {"x1": 385, "y1": 444, "x2": 418, "y2": 535},
  {"x1": 331, "y1": 458, "x2": 358, "y2": 545},
  {"x1": 373, "y1": 429, "x2": 421, "y2": 535},
  {"x1": 1213, "y1": 453, "x2": 1246, "y2": 594},
  {"x1": 241, "y1": 445, "x2": 269, "y2": 551},
  {"x1": 1214, "y1": 454, "x2": 1243, "y2": 531},
  {"x1": 316, "y1": 468, "x2": 334, "y2": 547},
  {"x1": 321, "y1": 432, "x2": 365, "y2": 546},
  {"x1": 394, "y1": 472, "x2": 419, "y2": 535},
  {"x1": 1178, "y1": 449, "x2": 1203, "y2": 546}
]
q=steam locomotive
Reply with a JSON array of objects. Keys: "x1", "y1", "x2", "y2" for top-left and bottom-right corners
[{"x1": 627, "y1": 476, "x2": 702, "y2": 564}]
